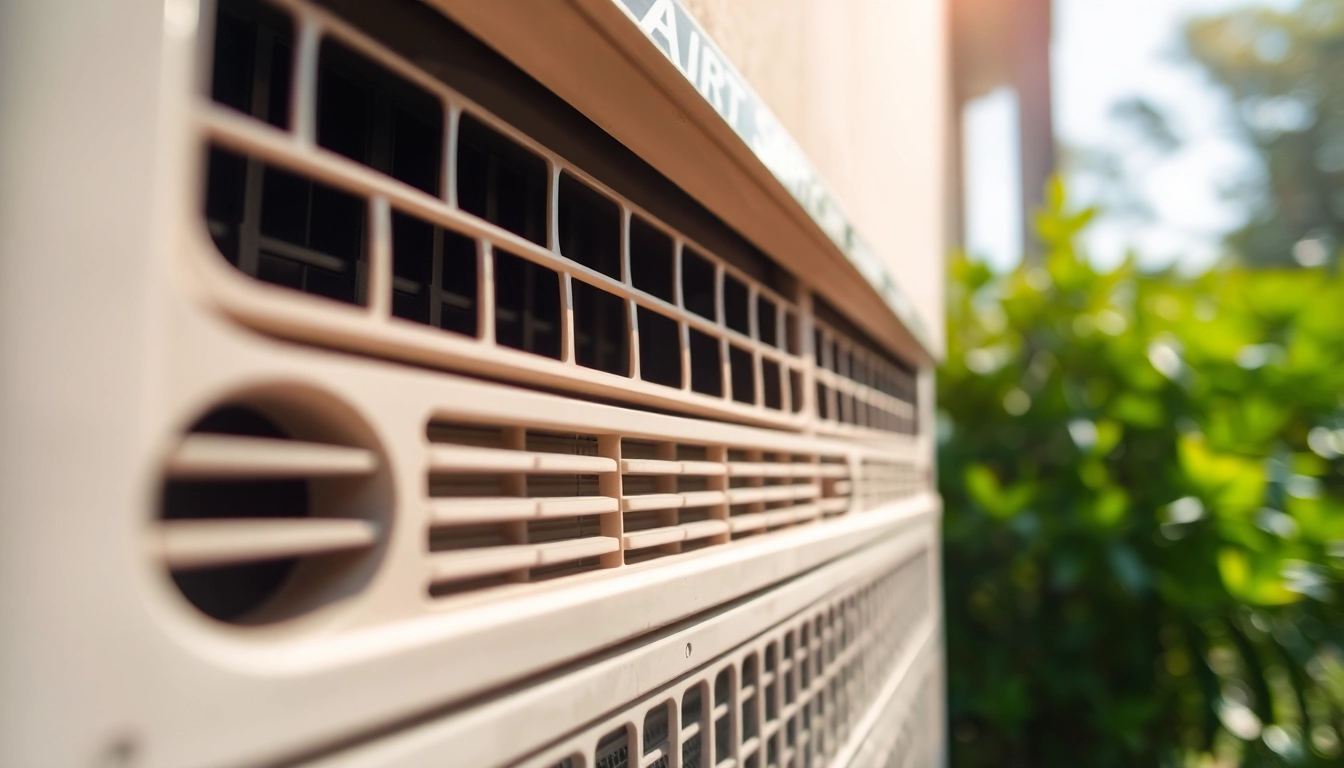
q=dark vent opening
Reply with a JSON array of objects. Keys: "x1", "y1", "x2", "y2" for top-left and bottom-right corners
[
  {"x1": 573, "y1": 281, "x2": 629, "y2": 376},
  {"x1": 630, "y1": 216, "x2": 675, "y2": 303},
  {"x1": 620, "y1": 438, "x2": 661, "y2": 460},
  {"x1": 758, "y1": 296, "x2": 778, "y2": 347},
  {"x1": 526, "y1": 430, "x2": 599, "y2": 456},
  {"x1": 724, "y1": 274, "x2": 750, "y2": 336},
  {"x1": 783, "y1": 310, "x2": 799, "y2": 355},
  {"x1": 790, "y1": 370, "x2": 805, "y2": 413},
  {"x1": 494, "y1": 249, "x2": 561, "y2": 359},
  {"x1": 457, "y1": 113, "x2": 547, "y2": 246},
  {"x1": 427, "y1": 573, "x2": 512, "y2": 598},
  {"x1": 637, "y1": 307, "x2": 681, "y2": 388},
  {"x1": 162, "y1": 408, "x2": 305, "y2": 622},
  {"x1": 210, "y1": 0, "x2": 292, "y2": 129},
  {"x1": 682, "y1": 247, "x2": 716, "y2": 320},
  {"x1": 714, "y1": 714, "x2": 731, "y2": 764},
  {"x1": 528, "y1": 515, "x2": 602, "y2": 543},
  {"x1": 677, "y1": 444, "x2": 708, "y2": 461},
  {"x1": 558, "y1": 172, "x2": 621, "y2": 279},
  {"x1": 427, "y1": 521, "x2": 511, "y2": 550},
  {"x1": 682, "y1": 684, "x2": 704, "y2": 725},
  {"x1": 682, "y1": 734, "x2": 702, "y2": 768},
  {"x1": 762, "y1": 359, "x2": 782, "y2": 411},
  {"x1": 729, "y1": 346, "x2": 755, "y2": 404},
  {"x1": 644, "y1": 703, "x2": 671, "y2": 755},
  {"x1": 530, "y1": 557, "x2": 602, "y2": 582},
  {"x1": 391, "y1": 210, "x2": 477, "y2": 335},
  {"x1": 204, "y1": 146, "x2": 369, "y2": 305},
  {"x1": 317, "y1": 37, "x2": 443, "y2": 195},
  {"x1": 688, "y1": 328, "x2": 722, "y2": 397},
  {"x1": 595, "y1": 727, "x2": 629, "y2": 768}
]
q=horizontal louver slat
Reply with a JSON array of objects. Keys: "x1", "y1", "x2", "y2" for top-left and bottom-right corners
[
  {"x1": 725, "y1": 484, "x2": 819, "y2": 505},
  {"x1": 153, "y1": 518, "x2": 378, "y2": 569},
  {"x1": 428, "y1": 444, "x2": 615, "y2": 474},
  {"x1": 619, "y1": 458, "x2": 727, "y2": 476},
  {"x1": 166, "y1": 434, "x2": 377, "y2": 478},
  {"x1": 429, "y1": 496, "x2": 619, "y2": 523}
]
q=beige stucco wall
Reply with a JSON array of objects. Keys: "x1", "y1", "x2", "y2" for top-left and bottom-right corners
[{"x1": 682, "y1": 0, "x2": 949, "y2": 356}]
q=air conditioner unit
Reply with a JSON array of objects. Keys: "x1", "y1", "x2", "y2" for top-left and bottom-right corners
[{"x1": 0, "y1": 0, "x2": 945, "y2": 766}]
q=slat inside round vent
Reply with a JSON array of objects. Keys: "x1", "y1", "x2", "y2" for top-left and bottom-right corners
[{"x1": 158, "y1": 405, "x2": 384, "y2": 624}]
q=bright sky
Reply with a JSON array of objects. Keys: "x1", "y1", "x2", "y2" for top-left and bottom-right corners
[{"x1": 964, "y1": 0, "x2": 1299, "y2": 274}]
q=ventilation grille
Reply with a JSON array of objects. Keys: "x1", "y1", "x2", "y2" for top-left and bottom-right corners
[
  {"x1": 849, "y1": 672, "x2": 941, "y2": 768},
  {"x1": 194, "y1": 0, "x2": 917, "y2": 435},
  {"x1": 812, "y1": 318, "x2": 917, "y2": 435},
  {"x1": 155, "y1": 404, "x2": 385, "y2": 623},
  {"x1": 425, "y1": 423, "x2": 620, "y2": 594},
  {"x1": 424, "y1": 423, "x2": 895, "y2": 596},
  {"x1": 857, "y1": 461, "x2": 925, "y2": 513},
  {"x1": 525, "y1": 551, "x2": 932, "y2": 768}
]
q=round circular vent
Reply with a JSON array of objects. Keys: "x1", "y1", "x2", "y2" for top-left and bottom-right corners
[{"x1": 155, "y1": 392, "x2": 388, "y2": 625}]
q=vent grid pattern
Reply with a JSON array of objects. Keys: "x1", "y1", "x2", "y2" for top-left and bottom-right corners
[
  {"x1": 811, "y1": 320, "x2": 917, "y2": 435},
  {"x1": 527, "y1": 551, "x2": 932, "y2": 768},
  {"x1": 196, "y1": 0, "x2": 916, "y2": 435},
  {"x1": 848, "y1": 672, "x2": 941, "y2": 768},
  {"x1": 857, "y1": 461, "x2": 926, "y2": 513},
  {"x1": 424, "y1": 423, "x2": 923, "y2": 595}
]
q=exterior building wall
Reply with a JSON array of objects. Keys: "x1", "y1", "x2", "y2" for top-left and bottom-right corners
[{"x1": 684, "y1": 0, "x2": 950, "y2": 356}]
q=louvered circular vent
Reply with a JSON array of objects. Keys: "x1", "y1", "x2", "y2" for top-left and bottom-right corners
[{"x1": 155, "y1": 395, "x2": 388, "y2": 625}]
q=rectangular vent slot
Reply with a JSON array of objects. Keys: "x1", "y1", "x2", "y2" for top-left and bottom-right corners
[
  {"x1": 524, "y1": 552, "x2": 933, "y2": 768},
  {"x1": 205, "y1": 147, "x2": 369, "y2": 305},
  {"x1": 198, "y1": 0, "x2": 918, "y2": 435},
  {"x1": 317, "y1": 36, "x2": 443, "y2": 195},
  {"x1": 390, "y1": 210, "x2": 476, "y2": 334}
]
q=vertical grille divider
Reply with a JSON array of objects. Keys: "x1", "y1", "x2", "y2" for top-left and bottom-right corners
[
  {"x1": 598, "y1": 434, "x2": 625, "y2": 569},
  {"x1": 706, "y1": 444, "x2": 731, "y2": 547},
  {"x1": 368, "y1": 196, "x2": 392, "y2": 318},
  {"x1": 501, "y1": 426, "x2": 530, "y2": 583},
  {"x1": 290, "y1": 12, "x2": 320, "y2": 145},
  {"x1": 560, "y1": 273, "x2": 576, "y2": 365},
  {"x1": 478, "y1": 240, "x2": 496, "y2": 344},
  {"x1": 654, "y1": 442, "x2": 680, "y2": 557}
]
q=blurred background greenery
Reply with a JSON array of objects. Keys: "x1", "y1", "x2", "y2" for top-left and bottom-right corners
[
  {"x1": 940, "y1": 180, "x2": 1344, "y2": 766},
  {"x1": 948, "y1": 1, "x2": 1344, "y2": 764}
]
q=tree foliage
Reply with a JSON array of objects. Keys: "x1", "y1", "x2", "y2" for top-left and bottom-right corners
[
  {"x1": 1185, "y1": 0, "x2": 1344, "y2": 267},
  {"x1": 941, "y1": 180, "x2": 1344, "y2": 766}
]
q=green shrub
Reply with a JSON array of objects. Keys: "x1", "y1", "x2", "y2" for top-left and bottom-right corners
[{"x1": 940, "y1": 181, "x2": 1344, "y2": 767}]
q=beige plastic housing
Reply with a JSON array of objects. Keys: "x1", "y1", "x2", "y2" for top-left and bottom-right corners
[{"x1": 0, "y1": 0, "x2": 945, "y2": 766}]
